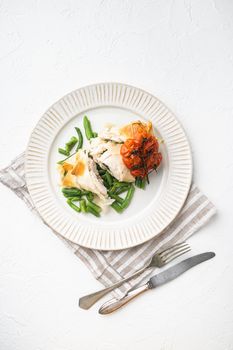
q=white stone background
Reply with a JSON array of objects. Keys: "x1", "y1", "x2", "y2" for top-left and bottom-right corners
[{"x1": 0, "y1": 0, "x2": 233, "y2": 349}]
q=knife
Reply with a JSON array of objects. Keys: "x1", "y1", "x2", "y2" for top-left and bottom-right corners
[{"x1": 99, "y1": 252, "x2": 215, "y2": 315}]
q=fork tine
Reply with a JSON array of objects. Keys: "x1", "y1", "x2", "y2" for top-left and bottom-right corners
[
  {"x1": 159, "y1": 242, "x2": 189, "y2": 258},
  {"x1": 162, "y1": 244, "x2": 190, "y2": 261},
  {"x1": 158, "y1": 242, "x2": 187, "y2": 256},
  {"x1": 163, "y1": 247, "x2": 191, "y2": 264},
  {"x1": 161, "y1": 243, "x2": 190, "y2": 260}
]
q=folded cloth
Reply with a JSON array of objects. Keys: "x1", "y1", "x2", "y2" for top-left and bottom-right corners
[{"x1": 0, "y1": 153, "x2": 216, "y2": 297}]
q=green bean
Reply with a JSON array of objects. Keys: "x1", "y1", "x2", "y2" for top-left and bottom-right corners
[
  {"x1": 87, "y1": 204, "x2": 101, "y2": 217},
  {"x1": 63, "y1": 193, "x2": 81, "y2": 199},
  {"x1": 79, "y1": 190, "x2": 90, "y2": 196},
  {"x1": 121, "y1": 185, "x2": 135, "y2": 209},
  {"x1": 102, "y1": 179, "x2": 109, "y2": 189},
  {"x1": 87, "y1": 200, "x2": 102, "y2": 214},
  {"x1": 75, "y1": 127, "x2": 83, "y2": 150},
  {"x1": 58, "y1": 148, "x2": 69, "y2": 156},
  {"x1": 109, "y1": 181, "x2": 129, "y2": 194},
  {"x1": 66, "y1": 196, "x2": 81, "y2": 201},
  {"x1": 67, "y1": 198, "x2": 81, "y2": 213},
  {"x1": 102, "y1": 172, "x2": 113, "y2": 188},
  {"x1": 109, "y1": 193, "x2": 124, "y2": 204},
  {"x1": 83, "y1": 116, "x2": 94, "y2": 140},
  {"x1": 135, "y1": 177, "x2": 142, "y2": 188},
  {"x1": 63, "y1": 193, "x2": 71, "y2": 198},
  {"x1": 111, "y1": 201, "x2": 124, "y2": 213},
  {"x1": 111, "y1": 185, "x2": 135, "y2": 213},
  {"x1": 114, "y1": 185, "x2": 130, "y2": 195},
  {"x1": 93, "y1": 132, "x2": 98, "y2": 138},
  {"x1": 65, "y1": 136, "x2": 77, "y2": 153},
  {"x1": 77, "y1": 190, "x2": 93, "y2": 198},
  {"x1": 62, "y1": 187, "x2": 82, "y2": 197},
  {"x1": 98, "y1": 169, "x2": 106, "y2": 175},
  {"x1": 135, "y1": 177, "x2": 146, "y2": 189},
  {"x1": 68, "y1": 187, "x2": 94, "y2": 201},
  {"x1": 66, "y1": 136, "x2": 77, "y2": 146},
  {"x1": 57, "y1": 151, "x2": 76, "y2": 164},
  {"x1": 58, "y1": 135, "x2": 77, "y2": 158},
  {"x1": 141, "y1": 178, "x2": 146, "y2": 189},
  {"x1": 105, "y1": 172, "x2": 113, "y2": 187},
  {"x1": 86, "y1": 192, "x2": 94, "y2": 201},
  {"x1": 80, "y1": 199, "x2": 87, "y2": 213}
]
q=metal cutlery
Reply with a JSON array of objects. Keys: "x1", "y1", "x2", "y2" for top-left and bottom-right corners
[
  {"x1": 99, "y1": 252, "x2": 215, "y2": 314},
  {"x1": 79, "y1": 241, "x2": 190, "y2": 310}
]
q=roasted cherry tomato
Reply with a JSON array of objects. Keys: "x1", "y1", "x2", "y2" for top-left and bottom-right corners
[
  {"x1": 120, "y1": 139, "x2": 141, "y2": 158},
  {"x1": 120, "y1": 133, "x2": 162, "y2": 179}
]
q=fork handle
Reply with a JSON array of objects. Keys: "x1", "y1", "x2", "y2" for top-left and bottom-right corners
[
  {"x1": 98, "y1": 283, "x2": 150, "y2": 314},
  {"x1": 79, "y1": 266, "x2": 147, "y2": 310}
]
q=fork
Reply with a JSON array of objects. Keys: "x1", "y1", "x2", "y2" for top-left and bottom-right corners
[{"x1": 79, "y1": 242, "x2": 190, "y2": 309}]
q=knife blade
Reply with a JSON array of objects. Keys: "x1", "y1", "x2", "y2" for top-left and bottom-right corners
[{"x1": 99, "y1": 252, "x2": 215, "y2": 315}]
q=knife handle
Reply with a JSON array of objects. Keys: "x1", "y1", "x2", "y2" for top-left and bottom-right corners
[
  {"x1": 79, "y1": 266, "x2": 147, "y2": 310},
  {"x1": 98, "y1": 283, "x2": 150, "y2": 315}
]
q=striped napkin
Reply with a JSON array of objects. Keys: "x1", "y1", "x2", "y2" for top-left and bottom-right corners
[{"x1": 0, "y1": 153, "x2": 216, "y2": 297}]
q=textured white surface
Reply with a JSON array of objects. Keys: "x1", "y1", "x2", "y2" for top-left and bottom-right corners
[{"x1": 0, "y1": 1, "x2": 233, "y2": 349}]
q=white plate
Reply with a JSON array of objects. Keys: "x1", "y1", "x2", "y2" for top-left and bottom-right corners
[{"x1": 25, "y1": 83, "x2": 192, "y2": 250}]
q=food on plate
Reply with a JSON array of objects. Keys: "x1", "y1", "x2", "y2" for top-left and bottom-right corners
[
  {"x1": 75, "y1": 127, "x2": 83, "y2": 150},
  {"x1": 57, "y1": 116, "x2": 162, "y2": 217},
  {"x1": 88, "y1": 138, "x2": 134, "y2": 182},
  {"x1": 58, "y1": 136, "x2": 78, "y2": 156},
  {"x1": 121, "y1": 134, "x2": 162, "y2": 180}
]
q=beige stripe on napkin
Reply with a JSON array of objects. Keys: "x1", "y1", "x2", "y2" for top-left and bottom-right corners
[{"x1": 0, "y1": 153, "x2": 216, "y2": 297}]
